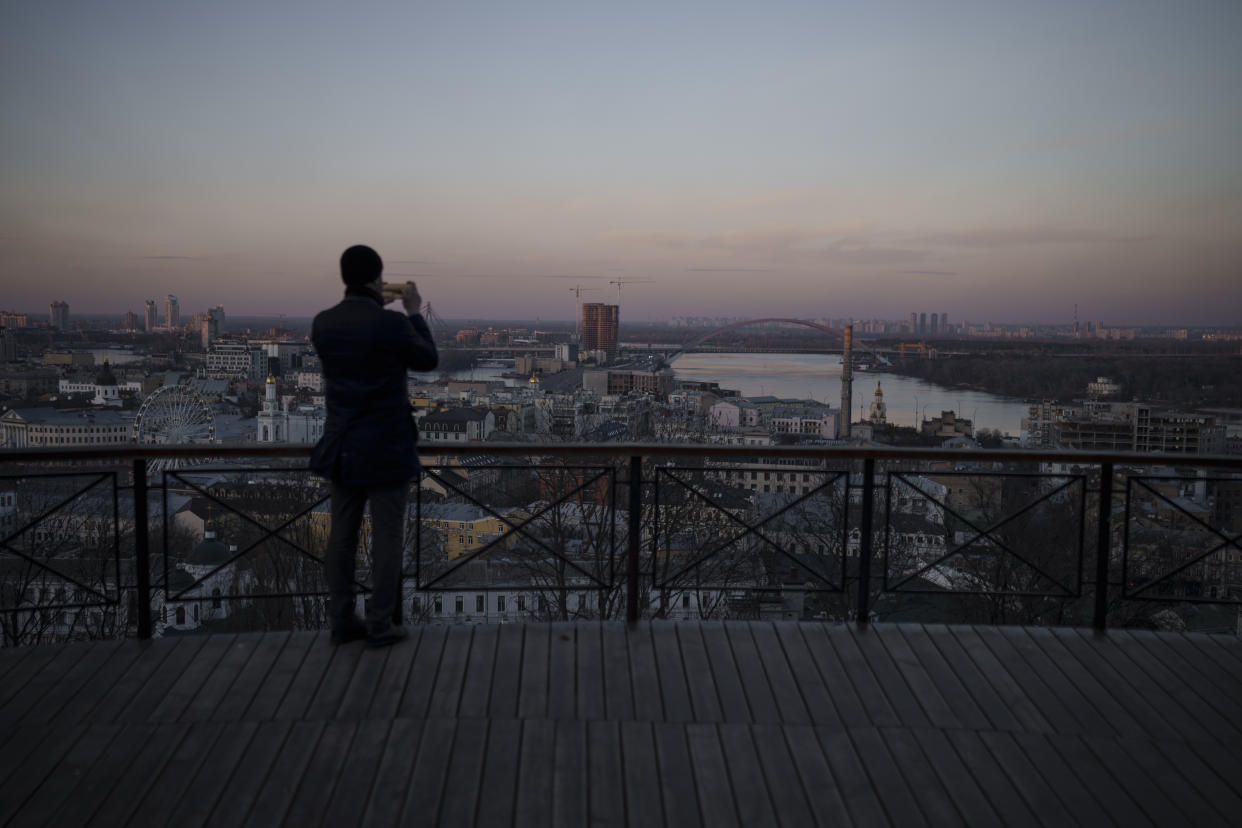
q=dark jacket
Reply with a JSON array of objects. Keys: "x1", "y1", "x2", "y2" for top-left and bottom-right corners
[{"x1": 309, "y1": 290, "x2": 439, "y2": 486}]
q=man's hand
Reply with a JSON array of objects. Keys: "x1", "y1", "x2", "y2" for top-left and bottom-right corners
[{"x1": 401, "y1": 281, "x2": 422, "y2": 315}]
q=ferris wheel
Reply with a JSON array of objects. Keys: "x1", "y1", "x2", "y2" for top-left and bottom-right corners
[{"x1": 133, "y1": 385, "x2": 216, "y2": 459}]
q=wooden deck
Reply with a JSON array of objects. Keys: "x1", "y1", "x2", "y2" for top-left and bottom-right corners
[{"x1": 2, "y1": 622, "x2": 1241, "y2": 827}]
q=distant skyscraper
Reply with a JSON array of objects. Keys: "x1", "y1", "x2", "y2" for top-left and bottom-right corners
[
  {"x1": 201, "y1": 310, "x2": 219, "y2": 348},
  {"x1": 919, "y1": 312, "x2": 927, "y2": 334},
  {"x1": 145, "y1": 300, "x2": 157, "y2": 332},
  {"x1": 49, "y1": 301, "x2": 69, "y2": 330},
  {"x1": 123, "y1": 311, "x2": 139, "y2": 331},
  {"x1": 930, "y1": 314, "x2": 938, "y2": 335},
  {"x1": 581, "y1": 303, "x2": 619, "y2": 361},
  {"x1": 909, "y1": 312, "x2": 917, "y2": 333},
  {"x1": 210, "y1": 304, "x2": 225, "y2": 333},
  {"x1": 0, "y1": 326, "x2": 16, "y2": 362},
  {"x1": 165, "y1": 294, "x2": 179, "y2": 329},
  {"x1": 940, "y1": 313, "x2": 948, "y2": 334}
]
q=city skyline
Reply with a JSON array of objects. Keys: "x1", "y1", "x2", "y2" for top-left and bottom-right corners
[{"x1": 2, "y1": 1, "x2": 1240, "y2": 324}]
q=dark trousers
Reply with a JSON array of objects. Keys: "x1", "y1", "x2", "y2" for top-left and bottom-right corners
[{"x1": 326, "y1": 480, "x2": 406, "y2": 630}]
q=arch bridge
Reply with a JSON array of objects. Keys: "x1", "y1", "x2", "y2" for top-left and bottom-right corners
[{"x1": 662, "y1": 317, "x2": 874, "y2": 364}]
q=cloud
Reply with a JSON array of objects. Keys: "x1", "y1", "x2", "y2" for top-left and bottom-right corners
[
  {"x1": 917, "y1": 226, "x2": 1152, "y2": 248},
  {"x1": 686, "y1": 267, "x2": 774, "y2": 272},
  {"x1": 142, "y1": 255, "x2": 203, "y2": 261},
  {"x1": 900, "y1": 270, "x2": 959, "y2": 276}
]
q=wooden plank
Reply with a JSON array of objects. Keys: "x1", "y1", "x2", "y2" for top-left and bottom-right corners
[
  {"x1": 699, "y1": 621, "x2": 751, "y2": 723},
  {"x1": 398, "y1": 625, "x2": 447, "y2": 719},
  {"x1": 170, "y1": 721, "x2": 261, "y2": 828},
  {"x1": 918, "y1": 624, "x2": 1025, "y2": 732},
  {"x1": 1005, "y1": 626, "x2": 1143, "y2": 739},
  {"x1": 944, "y1": 730, "x2": 1041, "y2": 828},
  {"x1": 125, "y1": 722, "x2": 222, "y2": 826},
  {"x1": 11, "y1": 639, "x2": 125, "y2": 727},
  {"x1": 552, "y1": 720, "x2": 589, "y2": 828},
  {"x1": 1077, "y1": 734, "x2": 1193, "y2": 827},
  {"x1": 304, "y1": 639, "x2": 365, "y2": 720},
  {"x1": 514, "y1": 719, "x2": 556, "y2": 828},
  {"x1": 358, "y1": 718, "x2": 423, "y2": 827},
  {"x1": 400, "y1": 717, "x2": 457, "y2": 826},
  {"x1": 274, "y1": 632, "x2": 338, "y2": 721},
  {"x1": 1188, "y1": 631, "x2": 1242, "y2": 672},
  {"x1": 1063, "y1": 628, "x2": 1218, "y2": 743},
  {"x1": 619, "y1": 722, "x2": 664, "y2": 828},
  {"x1": 871, "y1": 625, "x2": 963, "y2": 729},
  {"x1": 751, "y1": 622, "x2": 812, "y2": 725},
  {"x1": 241, "y1": 720, "x2": 324, "y2": 827},
  {"x1": 1007, "y1": 731, "x2": 1115, "y2": 828},
  {"x1": 428, "y1": 625, "x2": 475, "y2": 718},
  {"x1": 94, "y1": 637, "x2": 201, "y2": 724},
  {"x1": 1108, "y1": 630, "x2": 1242, "y2": 742},
  {"x1": 586, "y1": 721, "x2": 626, "y2": 828},
  {"x1": 823, "y1": 623, "x2": 904, "y2": 728},
  {"x1": 600, "y1": 623, "x2": 635, "y2": 722},
  {"x1": 240, "y1": 631, "x2": 314, "y2": 721},
  {"x1": 771, "y1": 623, "x2": 845, "y2": 729},
  {"x1": 283, "y1": 721, "x2": 357, "y2": 825},
  {"x1": 653, "y1": 722, "x2": 702, "y2": 827},
  {"x1": 651, "y1": 623, "x2": 694, "y2": 722},
  {"x1": 47, "y1": 642, "x2": 145, "y2": 728},
  {"x1": 725, "y1": 621, "x2": 781, "y2": 724},
  {"x1": 1112, "y1": 735, "x2": 1233, "y2": 828},
  {"x1": 43, "y1": 723, "x2": 162, "y2": 828},
  {"x1": 845, "y1": 625, "x2": 931, "y2": 729},
  {"x1": 910, "y1": 728, "x2": 1003, "y2": 827},
  {"x1": 976, "y1": 730, "x2": 1076, "y2": 827},
  {"x1": 848, "y1": 727, "x2": 930, "y2": 828},
  {"x1": 475, "y1": 719, "x2": 523, "y2": 826},
  {"x1": 1120, "y1": 630, "x2": 1242, "y2": 734},
  {"x1": 626, "y1": 624, "x2": 663, "y2": 722},
  {"x1": 88, "y1": 722, "x2": 191, "y2": 826},
  {"x1": 575, "y1": 623, "x2": 606, "y2": 721},
  {"x1": 459, "y1": 623, "x2": 499, "y2": 719},
  {"x1": 809, "y1": 726, "x2": 889, "y2": 827},
  {"x1": 548, "y1": 622, "x2": 579, "y2": 721},
  {"x1": 675, "y1": 623, "x2": 723, "y2": 723},
  {"x1": 321, "y1": 719, "x2": 392, "y2": 827},
  {"x1": 2, "y1": 722, "x2": 119, "y2": 827},
  {"x1": 957, "y1": 626, "x2": 1078, "y2": 735},
  {"x1": 335, "y1": 644, "x2": 394, "y2": 720},
  {"x1": 686, "y1": 723, "x2": 739, "y2": 828},
  {"x1": 888, "y1": 624, "x2": 989, "y2": 730},
  {"x1": 210, "y1": 631, "x2": 290, "y2": 722},
  {"x1": 1041, "y1": 733, "x2": 1153, "y2": 828},
  {"x1": 518, "y1": 624, "x2": 551, "y2": 720},
  {"x1": 1184, "y1": 739, "x2": 1242, "y2": 802},
  {"x1": 365, "y1": 625, "x2": 423, "y2": 719},
  {"x1": 748, "y1": 724, "x2": 819, "y2": 827},
  {"x1": 177, "y1": 634, "x2": 266, "y2": 723},
  {"x1": 437, "y1": 718, "x2": 489, "y2": 826},
  {"x1": 149, "y1": 634, "x2": 236, "y2": 722},
  {"x1": 715, "y1": 724, "x2": 779, "y2": 827},
  {"x1": 488, "y1": 624, "x2": 524, "y2": 719},
  {"x1": 875, "y1": 728, "x2": 963, "y2": 827},
  {"x1": 0, "y1": 643, "x2": 65, "y2": 712},
  {"x1": 0, "y1": 721, "x2": 92, "y2": 823},
  {"x1": 1038, "y1": 628, "x2": 1186, "y2": 741},
  {"x1": 194, "y1": 720, "x2": 291, "y2": 826},
  {"x1": 1148, "y1": 739, "x2": 1242, "y2": 819}
]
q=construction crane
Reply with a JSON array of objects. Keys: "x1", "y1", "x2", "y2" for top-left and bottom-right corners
[
  {"x1": 607, "y1": 278, "x2": 654, "y2": 304},
  {"x1": 569, "y1": 284, "x2": 600, "y2": 342}
]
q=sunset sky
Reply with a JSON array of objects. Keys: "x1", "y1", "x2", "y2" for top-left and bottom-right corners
[{"x1": 2, "y1": 0, "x2": 1240, "y2": 324}]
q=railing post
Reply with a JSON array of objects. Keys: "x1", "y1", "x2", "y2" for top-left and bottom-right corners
[
  {"x1": 856, "y1": 458, "x2": 875, "y2": 625},
  {"x1": 132, "y1": 459, "x2": 152, "y2": 640},
  {"x1": 627, "y1": 455, "x2": 641, "y2": 626},
  {"x1": 1093, "y1": 461, "x2": 1114, "y2": 631}
]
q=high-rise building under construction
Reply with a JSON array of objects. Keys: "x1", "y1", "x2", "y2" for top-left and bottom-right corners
[{"x1": 581, "y1": 303, "x2": 619, "y2": 362}]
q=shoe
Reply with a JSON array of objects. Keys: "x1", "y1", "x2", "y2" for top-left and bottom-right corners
[
  {"x1": 330, "y1": 615, "x2": 367, "y2": 646},
  {"x1": 366, "y1": 623, "x2": 409, "y2": 649}
]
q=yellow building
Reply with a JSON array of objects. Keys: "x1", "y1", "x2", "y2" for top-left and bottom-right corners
[{"x1": 421, "y1": 503, "x2": 526, "y2": 560}]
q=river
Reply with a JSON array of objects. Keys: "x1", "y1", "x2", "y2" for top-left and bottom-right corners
[{"x1": 672, "y1": 353, "x2": 1029, "y2": 437}]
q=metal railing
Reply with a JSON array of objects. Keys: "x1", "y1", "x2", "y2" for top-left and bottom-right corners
[{"x1": 1, "y1": 442, "x2": 1240, "y2": 643}]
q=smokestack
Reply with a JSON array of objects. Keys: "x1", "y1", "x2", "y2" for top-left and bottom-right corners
[{"x1": 839, "y1": 324, "x2": 853, "y2": 439}]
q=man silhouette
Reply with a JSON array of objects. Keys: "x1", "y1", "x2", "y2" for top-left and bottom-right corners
[{"x1": 310, "y1": 245, "x2": 438, "y2": 646}]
